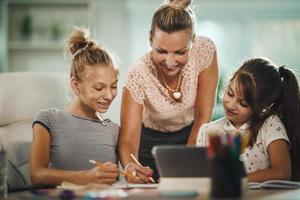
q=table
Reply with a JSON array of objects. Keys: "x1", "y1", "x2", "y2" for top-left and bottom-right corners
[{"x1": 7, "y1": 188, "x2": 300, "y2": 200}]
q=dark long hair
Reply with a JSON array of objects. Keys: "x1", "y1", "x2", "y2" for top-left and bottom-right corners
[{"x1": 232, "y1": 58, "x2": 300, "y2": 180}]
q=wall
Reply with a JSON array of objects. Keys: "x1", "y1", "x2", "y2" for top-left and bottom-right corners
[
  {"x1": 2, "y1": 0, "x2": 300, "y2": 123},
  {"x1": 0, "y1": 0, "x2": 8, "y2": 72}
]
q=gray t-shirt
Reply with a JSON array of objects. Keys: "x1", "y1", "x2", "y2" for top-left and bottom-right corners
[{"x1": 33, "y1": 108, "x2": 119, "y2": 170}]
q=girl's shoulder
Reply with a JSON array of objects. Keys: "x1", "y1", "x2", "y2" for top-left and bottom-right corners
[
  {"x1": 197, "y1": 117, "x2": 227, "y2": 146},
  {"x1": 200, "y1": 117, "x2": 228, "y2": 133},
  {"x1": 34, "y1": 108, "x2": 61, "y2": 121},
  {"x1": 106, "y1": 120, "x2": 119, "y2": 133},
  {"x1": 33, "y1": 108, "x2": 63, "y2": 136},
  {"x1": 262, "y1": 115, "x2": 284, "y2": 128},
  {"x1": 259, "y1": 115, "x2": 289, "y2": 146}
]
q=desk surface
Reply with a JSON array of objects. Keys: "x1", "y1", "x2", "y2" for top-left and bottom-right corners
[{"x1": 7, "y1": 188, "x2": 300, "y2": 200}]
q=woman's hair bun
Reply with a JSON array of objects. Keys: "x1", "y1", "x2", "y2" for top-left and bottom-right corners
[{"x1": 166, "y1": 0, "x2": 192, "y2": 9}]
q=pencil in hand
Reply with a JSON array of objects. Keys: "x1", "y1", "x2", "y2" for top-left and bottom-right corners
[
  {"x1": 89, "y1": 159, "x2": 102, "y2": 166},
  {"x1": 130, "y1": 154, "x2": 155, "y2": 183},
  {"x1": 89, "y1": 159, "x2": 140, "y2": 181}
]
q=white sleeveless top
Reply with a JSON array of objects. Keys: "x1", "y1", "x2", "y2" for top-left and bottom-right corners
[{"x1": 125, "y1": 36, "x2": 216, "y2": 132}]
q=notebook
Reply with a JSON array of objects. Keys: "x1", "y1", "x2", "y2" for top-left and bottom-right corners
[
  {"x1": 249, "y1": 180, "x2": 300, "y2": 189},
  {"x1": 151, "y1": 145, "x2": 210, "y2": 177}
]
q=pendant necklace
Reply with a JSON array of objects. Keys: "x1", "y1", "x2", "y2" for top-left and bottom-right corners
[{"x1": 161, "y1": 71, "x2": 183, "y2": 102}]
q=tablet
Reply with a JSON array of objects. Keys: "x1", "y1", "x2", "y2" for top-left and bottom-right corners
[{"x1": 152, "y1": 145, "x2": 210, "y2": 177}]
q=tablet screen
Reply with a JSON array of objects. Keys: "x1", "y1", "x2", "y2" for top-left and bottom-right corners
[{"x1": 152, "y1": 145, "x2": 210, "y2": 177}]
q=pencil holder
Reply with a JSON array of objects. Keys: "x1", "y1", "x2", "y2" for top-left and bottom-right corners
[
  {"x1": 207, "y1": 133, "x2": 246, "y2": 198},
  {"x1": 210, "y1": 156, "x2": 245, "y2": 198}
]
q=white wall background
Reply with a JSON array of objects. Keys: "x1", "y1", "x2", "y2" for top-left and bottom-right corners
[{"x1": 3, "y1": 0, "x2": 300, "y2": 123}]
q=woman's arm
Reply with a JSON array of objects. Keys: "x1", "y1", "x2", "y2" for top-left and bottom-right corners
[
  {"x1": 30, "y1": 124, "x2": 119, "y2": 186},
  {"x1": 188, "y1": 51, "x2": 219, "y2": 145},
  {"x1": 247, "y1": 139, "x2": 291, "y2": 182},
  {"x1": 118, "y1": 88, "x2": 153, "y2": 183}
]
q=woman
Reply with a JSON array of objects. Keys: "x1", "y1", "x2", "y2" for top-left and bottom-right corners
[{"x1": 119, "y1": 0, "x2": 219, "y2": 182}]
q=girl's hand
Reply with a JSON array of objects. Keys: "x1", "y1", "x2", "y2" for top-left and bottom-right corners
[
  {"x1": 86, "y1": 162, "x2": 119, "y2": 185},
  {"x1": 124, "y1": 162, "x2": 153, "y2": 183}
]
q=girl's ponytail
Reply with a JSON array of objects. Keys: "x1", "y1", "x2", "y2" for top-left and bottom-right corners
[{"x1": 279, "y1": 67, "x2": 300, "y2": 181}]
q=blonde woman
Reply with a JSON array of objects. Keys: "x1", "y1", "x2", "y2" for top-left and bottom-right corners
[{"x1": 119, "y1": 0, "x2": 219, "y2": 183}]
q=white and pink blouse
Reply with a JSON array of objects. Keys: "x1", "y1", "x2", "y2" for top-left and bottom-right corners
[{"x1": 125, "y1": 36, "x2": 216, "y2": 132}]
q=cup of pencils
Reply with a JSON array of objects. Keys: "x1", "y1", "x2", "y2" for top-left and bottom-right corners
[{"x1": 207, "y1": 133, "x2": 246, "y2": 198}]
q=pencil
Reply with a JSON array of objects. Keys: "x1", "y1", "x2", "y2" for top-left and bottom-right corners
[
  {"x1": 89, "y1": 159, "x2": 140, "y2": 180},
  {"x1": 89, "y1": 159, "x2": 102, "y2": 166},
  {"x1": 130, "y1": 154, "x2": 155, "y2": 183}
]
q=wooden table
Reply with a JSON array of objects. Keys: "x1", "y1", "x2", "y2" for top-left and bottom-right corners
[{"x1": 7, "y1": 188, "x2": 300, "y2": 200}]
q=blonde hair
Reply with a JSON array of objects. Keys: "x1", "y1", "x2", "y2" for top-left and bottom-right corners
[
  {"x1": 67, "y1": 27, "x2": 116, "y2": 82},
  {"x1": 150, "y1": 0, "x2": 196, "y2": 41}
]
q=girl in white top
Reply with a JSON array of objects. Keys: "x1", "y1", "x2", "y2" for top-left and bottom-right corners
[
  {"x1": 119, "y1": 0, "x2": 218, "y2": 183},
  {"x1": 197, "y1": 58, "x2": 300, "y2": 182}
]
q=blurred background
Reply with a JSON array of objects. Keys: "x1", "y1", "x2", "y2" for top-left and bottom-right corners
[{"x1": 1, "y1": 0, "x2": 300, "y2": 123}]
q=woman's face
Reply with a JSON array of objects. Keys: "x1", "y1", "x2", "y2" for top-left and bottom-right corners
[
  {"x1": 75, "y1": 65, "x2": 118, "y2": 114},
  {"x1": 150, "y1": 28, "x2": 192, "y2": 77},
  {"x1": 223, "y1": 77, "x2": 254, "y2": 128}
]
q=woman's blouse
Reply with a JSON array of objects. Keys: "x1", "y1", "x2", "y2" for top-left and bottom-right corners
[{"x1": 125, "y1": 36, "x2": 216, "y2": 132}]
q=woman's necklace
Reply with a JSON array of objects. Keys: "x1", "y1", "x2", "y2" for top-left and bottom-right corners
[{"x1": 160, "y1": 71, "x2": 183, "y2": 102}]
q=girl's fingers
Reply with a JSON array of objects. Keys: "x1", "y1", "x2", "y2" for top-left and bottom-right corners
[
  {"x1": 96, "y1": 165, "x2": 119, "y2": 173},
  {"x1": 95, "y1": 178, "x2": 117, "y2": 185},
  {"x1": 103, "y1": 162, "x2": 118, "y2": 168},
  {"x1": 97, "y1": 171, "x2": 119, "y2": 178}
]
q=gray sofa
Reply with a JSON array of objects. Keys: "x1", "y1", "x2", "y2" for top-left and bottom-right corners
[{"x1": 0, "y1": 72, "x2": 68, "y2": 190}]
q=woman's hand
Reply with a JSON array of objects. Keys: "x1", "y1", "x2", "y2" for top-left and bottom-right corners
[
  {"x1": 86, "y1": 162, "x2": 119, "y2": 185},
  {"x1": 124, "y1": 162, "x2": 153, "y2": 183}
]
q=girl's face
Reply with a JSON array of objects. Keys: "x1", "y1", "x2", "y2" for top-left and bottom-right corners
[
  {"x1": 150, "y1": 28, "x2": 192, "y2": 77},
  {"x1": 223, "y1": 77, "x2": 254, "y2": 129},
  {"x1": 75, "y1": 65, "x2": 118, "y2": 114}
]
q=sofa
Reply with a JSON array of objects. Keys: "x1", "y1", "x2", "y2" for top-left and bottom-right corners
[{"x1": 0, "y1": 72, "x2": 68, "y2": 190}]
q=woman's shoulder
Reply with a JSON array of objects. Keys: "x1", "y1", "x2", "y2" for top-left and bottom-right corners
[
  {"x1": 188, "y1": 36, "x2": 216, "y2": 73},
  {"x1": 125, "y1": 52, "x2": 155, "y2": 104},
  {"x1": 193, "y1": 36, "x2": 216, "y2": 52},
  {"x1": 129, "y1": 53, "x2": 152, "y2": 73}
]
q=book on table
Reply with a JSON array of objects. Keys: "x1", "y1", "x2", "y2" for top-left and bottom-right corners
[{"x1": 249, "y1": 180, "x2": 300, "y2": 189}]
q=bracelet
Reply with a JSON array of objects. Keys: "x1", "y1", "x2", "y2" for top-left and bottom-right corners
[{"x1": 124, "y1": 162, "x2": 135, "y2": 171}]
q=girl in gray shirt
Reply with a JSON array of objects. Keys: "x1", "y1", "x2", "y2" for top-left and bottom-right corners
[{"x1": 30, "y1": 28, "x2": 120, "y2": 186}]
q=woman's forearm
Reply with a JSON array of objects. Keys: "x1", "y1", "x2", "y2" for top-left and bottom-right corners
[{"x1": 119, "y1": 139, "x2": 139, "y2": 168}]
